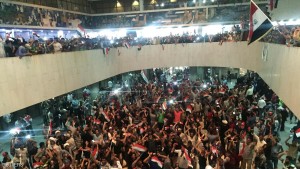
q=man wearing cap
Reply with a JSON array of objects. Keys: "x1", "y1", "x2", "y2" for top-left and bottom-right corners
[
  {"x1": 62, "y1": 143, "x2": 72, "y2": 157},
  {"x1": 65, "y1": 133, "x2": 76, "y2": 151},
  {"x1": 48, "y1": 137, "x2": 62, "y2": 154},
  {"x1": 2, "y1": 152, "x2": 11, "y2": 164}
]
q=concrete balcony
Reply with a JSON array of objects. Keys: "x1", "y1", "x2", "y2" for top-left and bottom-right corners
[{"x1": 0, "y1": 42, "x2": 299, "y2": 117}]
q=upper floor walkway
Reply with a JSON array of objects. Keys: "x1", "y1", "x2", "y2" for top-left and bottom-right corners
[
  {"x1": 0, "y1": 42, "x2": 299, "y2": 118},
  {"x1": 0, "y1": 0, "x2": 268, "y2": 30}
]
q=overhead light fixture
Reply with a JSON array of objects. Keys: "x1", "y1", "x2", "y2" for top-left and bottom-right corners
[
  {"x1": 160, "y1": 3, "x2": 164, "y2": 7},
  {"x1": 132, "y1": 0, "x2": 139, "y2": 6},
  {"x1": 116, "y1": 1, "x2": 122, "y2": 7},
  {"x1": 150, "y1": 0, "x2": 157, "y2": 4}
]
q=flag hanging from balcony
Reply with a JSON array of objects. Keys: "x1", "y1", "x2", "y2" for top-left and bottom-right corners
[
  {"x1": 248, "y1": 0, "x2": 273, "y2": 45},
  {"x1": 141, "y1": 70, "x2": 149, "y2": 84},
  {"x1": 77, "y1": 24, "x2": 86, "y2": 37},
  {"x1": 103, "y1": 48, "x2": 109, "y2": 55}
]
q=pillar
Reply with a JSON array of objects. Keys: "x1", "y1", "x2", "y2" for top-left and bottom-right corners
[
  {"x1": 139, "y1": 0, "x2": 144, "y2": 11},
  {"x1": 196, "y1": 67, "x2": 205, "y2": 80}
]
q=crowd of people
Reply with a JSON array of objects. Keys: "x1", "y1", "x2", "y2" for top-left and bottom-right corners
[
  {"x1": 1, "y1": 70, "x2": 300, "y2": 169},
  {"x1": 0, "y1": 24, "x2": 299, "y2": 59}
]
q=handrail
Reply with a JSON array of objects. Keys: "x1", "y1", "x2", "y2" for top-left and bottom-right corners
[{"x1": 1, "y1": 29, "x2": 298, "y2": 60}]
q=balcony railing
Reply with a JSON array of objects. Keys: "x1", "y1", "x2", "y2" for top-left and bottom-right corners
[{"x1": 1, "y1": 24, "x2": 299, "y2": 59}]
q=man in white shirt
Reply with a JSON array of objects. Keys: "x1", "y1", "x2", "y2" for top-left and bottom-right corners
[
  {"x1": 13, "y1": 145, "x2": 28, "y2": 166},
  {"x1": 51, "y1": 39, "x2": 62, "y2": 53},
  {"x1": 258, "y1": 97, "x2": 266, "y2": 118},
  {"x1": 246, "y1": 85, "x2": 254, "y2": 102}
]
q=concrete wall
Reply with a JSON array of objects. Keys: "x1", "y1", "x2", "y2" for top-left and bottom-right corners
[{"x1": 0, "y1": 42, "x2": 300, "y2": 117}]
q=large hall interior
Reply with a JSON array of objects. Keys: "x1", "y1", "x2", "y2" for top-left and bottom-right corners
[{"x1": 0, "y1": 0, "x2": 300, "y2": 169}]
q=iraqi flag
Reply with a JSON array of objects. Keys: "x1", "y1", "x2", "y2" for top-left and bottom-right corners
[
  {"x1": 155, "y1": 95, "x2": 161, "y2": 103},
  {"x1": 202, "y1": 91, "x2": 210, "y2": 97},
  {"x1": 248, "y1": 0, "x2": 273, "y2": 45},
  {"x1": 103, "y1": 48, "x2": 109, "y2": 55},
  {"x1": 92, "y1": 148, "x2": 98, "y2": 159},
  {"x1": 183, "y1": 96, "x2": 189, "y2": 102},
  {"x1": 124, "y1": 42, "x2": 130, "y2": 48},
  {"x1": 211, "y1": 146, "x2": 219, "y2": 154},
  {"x1": 32, "y1": 32, "x2": 40, "y2": 38},
  {"x1": 101, "y1": 111, "x2": 110, "y2": 122},
  {"x1": 33, "y1": 162, "x2": 44, "y2": 168},
  {"x1": 186, "y1": 104, "x2": 193, "y2": 113},
  {"x1": 132, "y1": 143, "x2": 147, "y2": 152},
  {"x1": 162, "y1": 99, "x2": 167, "y2": 110},
  {"x1": 183, "y1": 148, "x2": 193, "y2": 168},
  {"x1": 218, "y1": 87, "x2": 226, "y2": 94},
  {"x1": 141, "y1": 70, "x2": 149, "y2": 84},
  {"x1": 48, "y1": 120, "x2": 53, "y2": 135},
  {"x1": 295, "y1": 128, "x2": 300, "y2": 137},
  {"x1": 168, "y1": 88, "x2": 173, "y2": 95},
  {"x1": 94, "y1": 119, "x2": 101, "y2": 125},
  {"x1": 77, "y1": 24, "x2": 86, "y2": 37},
  {"x1": 151, "y1": 156, "x2": 163, "y2": 168}
]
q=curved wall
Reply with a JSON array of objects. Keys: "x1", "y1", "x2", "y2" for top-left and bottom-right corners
[{"x1": 0, "y1": 42, "x2": 300, "y2": 117}]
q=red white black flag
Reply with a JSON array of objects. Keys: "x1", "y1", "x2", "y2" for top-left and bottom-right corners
[{"x1": 248, "y1": 0, "x2": 273, "y2": 45}]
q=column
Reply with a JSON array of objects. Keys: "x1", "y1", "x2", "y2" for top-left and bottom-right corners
[
  {"x1": 196, "y1": 67, "x2": 205, "y2": 80},
  {"x1": 139, "y1": 0, "x2": 144, "y2": 11}
]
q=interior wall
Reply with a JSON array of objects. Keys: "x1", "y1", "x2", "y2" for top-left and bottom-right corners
[
  {"x1": 270, "y1": 0, "x2": 300, "y2": 21},
  {"x1": 0, "y1": 42, "x2": 299, "y2": 118}
]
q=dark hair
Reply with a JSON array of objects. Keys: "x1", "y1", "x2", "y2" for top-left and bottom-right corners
[{"x1": 40, "y1": 142, "x2": 45, "y2": 148}]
